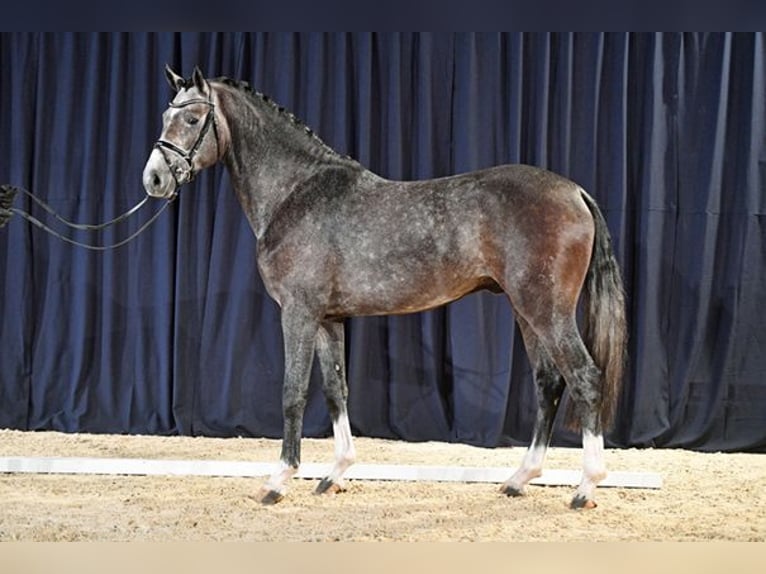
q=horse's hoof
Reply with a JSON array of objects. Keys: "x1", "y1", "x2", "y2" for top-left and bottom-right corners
[
  {"x1": 315, "y1": 477, "x2": 345, "y2": 495},
  {"x1": 570, "y1": 495, "x2": 597, "y2": 510},
  {"x1": 259, "y1": 489, "x2": 284, "y2": 505},
  {"x1": 500, "y1": 484, "x2": 525, "y2": 497}
]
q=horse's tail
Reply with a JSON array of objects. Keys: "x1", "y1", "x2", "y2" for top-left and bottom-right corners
[{"x1": 565, "y1": 190, "x2": 627, "y2": 431}]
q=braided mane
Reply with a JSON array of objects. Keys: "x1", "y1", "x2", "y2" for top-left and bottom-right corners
[{"x1": 212, "y1": 76, "x2": 352, "y2": 162}]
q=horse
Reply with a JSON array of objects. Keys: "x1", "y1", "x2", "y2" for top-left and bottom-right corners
[{"x1": 143, "y1": 65, "x2": 627, "y2": 509}]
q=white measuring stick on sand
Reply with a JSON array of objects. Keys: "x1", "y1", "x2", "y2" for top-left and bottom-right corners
[{"x1": 0, "y1": 456, "x2": 662, "y2": 489}]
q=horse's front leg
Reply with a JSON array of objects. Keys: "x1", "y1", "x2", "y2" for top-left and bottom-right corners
[
  {"x1": 314, "y1": 320, "x2": 356, "y2": 495},
  {"x1": 259, "y1": 306, "x2": 319, "y2": 505}
]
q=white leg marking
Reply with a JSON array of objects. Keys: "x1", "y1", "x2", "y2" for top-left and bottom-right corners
[
  {"x1": 574, "y1": 431, "x2": 607, "y2": 503},
  {"x1": 264, "y1": 460, "x2": 298, "y2": 495},
  {"x1": 326, "y1": 411, "x2": 356, "y2": 486},
  {"x1": 502, "y1": 443, "x2": 548, "y2": 494}
]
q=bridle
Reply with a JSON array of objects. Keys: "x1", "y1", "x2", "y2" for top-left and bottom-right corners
[
  {"x1": 153, "y1": 96, "x2": 221, "y2": 186},
  {"x1": 0, "y1": 86, "x2": 224, "y2": 251}
]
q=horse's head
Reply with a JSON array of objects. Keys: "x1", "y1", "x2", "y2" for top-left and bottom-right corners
[{"x1": 143, "y1": 65, "x2": 228, "y2": 199}]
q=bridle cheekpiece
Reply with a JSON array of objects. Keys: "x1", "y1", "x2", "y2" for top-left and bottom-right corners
[{"x1": 153, "y1": 96, "x2": 220, "y2": 186}]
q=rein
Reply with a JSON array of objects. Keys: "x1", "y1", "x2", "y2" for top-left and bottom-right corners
[
  {"x1": 0, "y1": 96, "x2": 218, "y2": 251},
  {"x1": 0, "y1": 184, "x2": 176, "y2": 251}
]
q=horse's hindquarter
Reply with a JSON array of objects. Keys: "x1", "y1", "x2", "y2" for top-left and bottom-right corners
[{"x1": 259, "y1": 164, "x2": 594, "y2": 318}]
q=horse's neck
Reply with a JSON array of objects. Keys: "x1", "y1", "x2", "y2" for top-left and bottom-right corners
[{"x1": 220, "y1": 92, "x2": 356, "y2": 239}]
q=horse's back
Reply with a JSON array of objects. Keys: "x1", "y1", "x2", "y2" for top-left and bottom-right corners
[{"x1": 259, "y1": 162, "x2": 594, "y2": 318}]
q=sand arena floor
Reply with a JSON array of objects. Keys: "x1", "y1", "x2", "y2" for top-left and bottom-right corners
[{"x1": 0, "y1": 429, "x2": 764, "y2": 541}]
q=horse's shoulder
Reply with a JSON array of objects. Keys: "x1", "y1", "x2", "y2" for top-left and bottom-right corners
[{"x1": 260, "y1": 164, "x2": 364, "y2": 250}]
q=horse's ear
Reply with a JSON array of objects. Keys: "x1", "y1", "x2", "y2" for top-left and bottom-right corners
[
  {"x1": 165, "y1": 64, "x2": 185, "y2": 92},
  {"x1": 192, "y1": 66, "x2": 209, "y2": 96}
]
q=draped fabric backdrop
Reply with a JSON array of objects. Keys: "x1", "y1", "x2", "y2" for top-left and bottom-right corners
[{"x1": 1, "y1": 33, "x2": 764, "y2": 452}]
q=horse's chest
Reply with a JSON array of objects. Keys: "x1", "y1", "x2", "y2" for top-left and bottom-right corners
[{"x1": 256, "y1": 227, "x2": 343, "y2": 309}]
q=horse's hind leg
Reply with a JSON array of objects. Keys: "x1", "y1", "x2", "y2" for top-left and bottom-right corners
[
  {"x1": 501, "y1": 316, "x2": 566, "y2": 497},
  {"x1": 314, "y1": 320, "x2": 356, "y2": 495},
  {"x1": 539, "y1": 317, "x2": 607, "y2": 509},
  {"x1": 259, "y1": 306, "x2": 319, "y2": 504}
]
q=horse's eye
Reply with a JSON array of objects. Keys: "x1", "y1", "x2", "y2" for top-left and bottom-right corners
[{"x1": 185, "y1": 114, "x2": 199, "y2": 126}]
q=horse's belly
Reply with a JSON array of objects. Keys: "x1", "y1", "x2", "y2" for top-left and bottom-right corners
[{"x1": 326, "y1": 268, "x2": 491, "y2": 318}]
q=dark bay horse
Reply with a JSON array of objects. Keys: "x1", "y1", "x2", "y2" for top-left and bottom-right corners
[{"x1": 143, "y1": 66, "x2": 627, "y2": 509}]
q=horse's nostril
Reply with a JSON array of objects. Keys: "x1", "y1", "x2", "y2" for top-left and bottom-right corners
[{"x1": 153, "y1": 173, "x2": 161, "y2": 187}]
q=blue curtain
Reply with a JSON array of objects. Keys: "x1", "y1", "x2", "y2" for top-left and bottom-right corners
[{"x1": 1, "y1": 33, "x2": 764, "y2": 452}]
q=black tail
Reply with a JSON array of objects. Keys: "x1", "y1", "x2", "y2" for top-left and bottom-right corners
[
  {"x1": 0, "y1": 185, "x2": 18, "y2": 228},
  {"x1": 565, "y1": 191, "x2": 627, "y2": 431}
]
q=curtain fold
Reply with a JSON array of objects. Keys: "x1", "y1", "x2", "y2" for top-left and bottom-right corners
[{"x1": 1, "y1": 33, "x2": 764, "y2": 451}]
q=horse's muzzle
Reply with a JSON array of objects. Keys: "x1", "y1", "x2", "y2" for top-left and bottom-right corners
[{"x1": 142, "y1": 150, "x2": 178, "y2": 199}]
